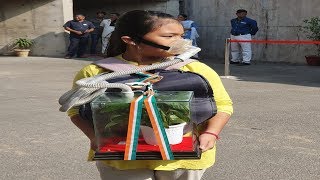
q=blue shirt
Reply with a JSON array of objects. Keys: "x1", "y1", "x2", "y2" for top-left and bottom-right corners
[
  {"x1": 89, "y1": 18, "x2": 103, "y2": 35},
  {"x1": 63, "y1": 20, "x2": 95, "y2": 38},
  {"x1": 230, "y1": 17, "x2": 258, "y2": 35}
]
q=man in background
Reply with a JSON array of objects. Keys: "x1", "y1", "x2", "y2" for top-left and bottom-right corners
[
  {"x1": 177, "y1": 14, "x2": 200, "y2": 59},
  {"x1": 89, "y1": 11, "x2": 106, "y2": 55},
  {"x1": 100, "y1": 12, "x2": 120, "y2": 54},
  {"x1": 230, "y1": 9, "x2": 258, "y2": 65},
  {"x1": 177, "y1": 14, "x2": 199, "y2": 47},
  {"x1": 63, "y1": 14, "x2": 95, "y2": 59}
]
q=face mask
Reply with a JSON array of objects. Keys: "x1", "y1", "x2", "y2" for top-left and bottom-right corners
[
  {"x1": 139, "y1": 38, "x2": 193, "y2": 55},
  {"x1": 167, "y1": 39, "x2": 193, "y2": 55}
]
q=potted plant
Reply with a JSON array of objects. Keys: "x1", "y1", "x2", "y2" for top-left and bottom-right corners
[
  {"x1": 139, "y1": 103, "x2": 189, "y2": 145},
  {"x1": 12, "y1": 38, "x2": 34, "y2": 57},
  {"x1": 100, "y1": 100, "x2": 190, "y2": 145},
  {"x1": 301, "y1": 17, "x2": 320, "y2": 66}
]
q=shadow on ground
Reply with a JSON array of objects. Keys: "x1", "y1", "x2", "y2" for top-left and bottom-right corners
[{"x1": 207, "y1": 62, "x2": 320, "y2": 87}]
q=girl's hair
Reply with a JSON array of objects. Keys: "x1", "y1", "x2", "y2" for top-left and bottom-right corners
[{"x1": 106, "y1": 10, "x2": 177, "y2": 57}]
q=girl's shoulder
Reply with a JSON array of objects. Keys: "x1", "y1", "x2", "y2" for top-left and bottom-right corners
[
  {"x1": 180, "y1": 60, "x2": 220, "y2": 80},
  {"x1": 77, "y1": 64, "x2": 107, "y2": 78},
  {"x1": 181, "y1": 60, "x2": 215, "y2": 72}
]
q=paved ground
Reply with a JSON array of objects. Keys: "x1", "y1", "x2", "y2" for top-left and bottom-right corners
[{"x1": 0, "y1": 56, "x2": 319, "y2": 180}]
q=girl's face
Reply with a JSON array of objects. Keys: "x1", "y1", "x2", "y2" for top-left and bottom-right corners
[{"x1": 138, "y1": 20, "x2": 184, "y2": 59}]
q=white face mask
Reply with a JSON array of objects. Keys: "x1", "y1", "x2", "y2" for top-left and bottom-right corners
[
  {"x1": 139, "y1": 37, "x2": 192, "y2": 54},
  {"x1": 138, "y1": 37, "x2": 199, "y2": 58},
  {"x1": 167, "y1": 39, "x2": 193, "y2": 55}
]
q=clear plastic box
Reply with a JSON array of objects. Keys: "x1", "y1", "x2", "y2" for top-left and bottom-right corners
[{"x1": 91, "y1": 91, "x2": 201, "y2": 160}]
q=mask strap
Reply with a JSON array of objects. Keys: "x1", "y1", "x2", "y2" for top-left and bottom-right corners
[{"x1": 138, "y1": 38, "x2": 170, "y2": 51}]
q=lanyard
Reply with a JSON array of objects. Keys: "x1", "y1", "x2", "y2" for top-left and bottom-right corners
[{"x1": 124, "y1": 94, "x2": 174, "y2": 160}]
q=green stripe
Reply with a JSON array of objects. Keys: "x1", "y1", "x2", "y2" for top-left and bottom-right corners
[{"x1": 150, "y1": 96, "x2": 174, "y2": 160}]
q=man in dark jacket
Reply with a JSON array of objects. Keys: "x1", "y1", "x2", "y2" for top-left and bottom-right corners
[
  {"x1": 63, "y1": 14, "x2": 95, "y2": 58},
  {"x1": 230, "y1": 9, "x2": 258, "y2": 65},
  {"x1": 89, "y1": 11, "x2": 106, "y2": 55}
]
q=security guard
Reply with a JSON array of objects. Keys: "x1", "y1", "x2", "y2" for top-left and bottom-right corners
[
  {"x1": 230, "y1": 9, "x2": 258, "y2": 65},
  {"x1": 63, "y1": 14, "x2": 95, "y2": 59}
]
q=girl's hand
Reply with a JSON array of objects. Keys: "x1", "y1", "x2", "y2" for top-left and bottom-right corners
[{"x1": 199, "y1": 133, "x2": 217, "y2": 152}]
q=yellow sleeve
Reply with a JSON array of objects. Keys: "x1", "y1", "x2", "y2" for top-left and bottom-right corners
[
  {"x1": 180, "y1": 61, "x2": 233, "y2": 115},
  {"x1": 67, "y1": 64, "x2": 107, "y2": 117}
]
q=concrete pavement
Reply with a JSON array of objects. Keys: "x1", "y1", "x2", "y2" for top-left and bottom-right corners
[{"x1": 0, "y1": 56, "x2": 319, "y2": 180}]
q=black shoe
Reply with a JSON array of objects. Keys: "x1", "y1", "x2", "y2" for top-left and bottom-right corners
[
  {"x1": 76, "y1": 55, "x2": 89, "y2": 58},
  {"x1": 64, "y1": 56, "x2": 72, "y2": 59},
  {"x1": 239, "y1": 62, "x2": 251, "y2": 66},
  {"x1": 230, "y1": 61, "x2": 240, "y2": 64}
]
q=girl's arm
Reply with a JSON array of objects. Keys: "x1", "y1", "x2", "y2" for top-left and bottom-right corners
[
  {"x1": 199, "y1": 112, "x2": 231, "y2": 151},
  {"x1": 70, "y1": 115, "x2": 97, "y2": 150}
]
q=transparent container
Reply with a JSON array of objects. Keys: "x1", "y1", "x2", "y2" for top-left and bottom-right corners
[{"x1": 91, "y1": 91, "x2": 201, "y2": 160}]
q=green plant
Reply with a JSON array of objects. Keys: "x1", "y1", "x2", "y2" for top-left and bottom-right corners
[
  {"x1": 100, "y1": 102, "x2": 190, "y2": 136},
  {"x1": 301, "y1": 17, "x2": 320, "y2": 56},
  {"x1": 13, "y1": 38, "x2": 34, "y2": 49}
]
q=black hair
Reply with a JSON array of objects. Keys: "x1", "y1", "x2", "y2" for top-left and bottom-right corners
[
  {"x1": 110, "y1": 12, "x2": 120, "y2": 17},
  {"x1": 179, "y1": 14, "x2": 188, "y2": 19},
  {"x1": 75, "y1": 14, "x2": 85, "y2": 17},
  {"x1": 110, "y1": 12, "x2": 120, "y2": 26},
  {"x1": 106, "y1": 10, "x2": 177, "y2": 57},
  {"x1": 236, "y1": 9, "x2": 247, "y2": 14},
  {"x1": 96, "y1": 11, "x2": 106, "y2": 15}
]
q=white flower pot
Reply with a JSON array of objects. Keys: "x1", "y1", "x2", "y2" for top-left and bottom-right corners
[{"x1": 140, "y1": 122, "x2": 187, "y2": 145}]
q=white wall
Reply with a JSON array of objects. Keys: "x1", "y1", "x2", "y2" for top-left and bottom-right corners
[
  {"x1": 184, "y1": 0, "x2": 320, "y2": 63},
  {"x1": 0, "y1": 0, "x2": 73, "y2": 57}
]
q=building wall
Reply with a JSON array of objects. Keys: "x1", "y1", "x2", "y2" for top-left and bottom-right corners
[
  {"x1": 74, "y1": 0, "x2": 179, "y2": 22},
  {"x1": 0, "y1": 0, "x2": 178, "y2": 57},
  {"x1": 184, "y1": 0, "x2": 320, "y2": 63},
  {"x1": 0, "y1": 0, "x2": 73, "y2": 57},
  {"x1": 2, "y1": 0, "x2": 317, "y2": 63}
]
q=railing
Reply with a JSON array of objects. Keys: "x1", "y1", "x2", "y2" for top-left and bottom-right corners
[{"x1": 223, "y1": 39, "x2": 320, "y2": 76}]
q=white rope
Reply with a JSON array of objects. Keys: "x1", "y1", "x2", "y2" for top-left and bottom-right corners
[{"x1": 58, "y1": 46, "x2": 201, "y2": 112}]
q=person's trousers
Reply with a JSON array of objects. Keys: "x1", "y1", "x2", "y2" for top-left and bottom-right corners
[
  {"x1": 66, "y1": 36, "x2": 89, "y2": 57},
  {"x1": 96, "y1": 161, "x2": 206, "y2": 180},
  {"x1": 101, "y1": 36, "x2": 110, "y2": 54},
  {"x1": 90, "y1": 33, "x2": 101, "y2": 54},
  {"x1": 230, "y1": 34, "x2": 252, "y2": 63}
]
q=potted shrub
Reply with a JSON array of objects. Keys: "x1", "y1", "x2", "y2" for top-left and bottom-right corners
[
  {"x1": 99, "y1": 94, "x2": 191, "y2": 145},
  {"x1": 301, "y1": 17, "x2": 320, "y2": 66},
  {"x1": 12, "y1": 38, "x2": 34, "y2": 57},
  {"x1": 140, "y1": 103, "x2": 189, "y2": 145}
]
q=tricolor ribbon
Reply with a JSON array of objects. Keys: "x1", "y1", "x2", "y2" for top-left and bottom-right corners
[
  {"x1": 124, "y1": 94, "x2": 174, "y2": 160},
  {"x1": 124, "y1": 95, "x2": 145, "y2": 160},
  {"x1": 144, "y1": 95, "x2": 174, "y2": 160}
]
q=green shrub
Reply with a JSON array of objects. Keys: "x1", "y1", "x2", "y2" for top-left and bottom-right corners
[
  {"x1": 301, "y1": 17, "x2": 320, "y2": 56},
  {"x1": 13, "y1": 38, "x2": 34, "y2": 49}
]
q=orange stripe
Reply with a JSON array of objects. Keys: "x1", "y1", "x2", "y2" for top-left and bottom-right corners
[
  {"x1": 144, "y1": 97, "x2": 168, "y2": 160},
  {"x1": 124, "y1": 98, "x2": 137, "y2": 160}
]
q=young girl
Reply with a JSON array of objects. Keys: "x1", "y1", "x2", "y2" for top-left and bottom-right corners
[{"x1": 66, "y1": 10, "x2": 233, "y2": 180}]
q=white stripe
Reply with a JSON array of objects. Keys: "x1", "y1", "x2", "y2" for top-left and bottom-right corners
[{"x1": 147, "y1": 96, "x2": 170, "y2": 159}]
